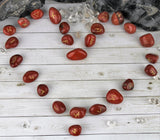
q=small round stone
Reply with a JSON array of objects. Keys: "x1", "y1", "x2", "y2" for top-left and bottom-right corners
[
  {"x1": 148, "y1": 98, "x2": 155, "y2": 104},
  {"x1": 135, "y1": 118, "x2": 145, "y2": 124},
  {"x1": 116, "y1": 107, "x2": 122, "y2": 111},
  {"x1": 0, "y1": 48, "x2": 6, "y2": 54},
  {"x1": 37, "y1": 84, "x2": 49, "y2": 97},
  {"x1": 106, "y1": 120, "x2": 117, "y2": 127}
]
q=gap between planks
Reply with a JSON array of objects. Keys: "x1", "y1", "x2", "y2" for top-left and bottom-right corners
[{"x1": 0, "y1": 134, "x2": 160, "y2": 140}]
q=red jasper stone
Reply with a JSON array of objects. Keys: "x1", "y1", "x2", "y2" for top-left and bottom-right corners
[
  {"x1": 23, "y1": 71, "x2": 39, "y2": 83},
  {"x1": 18, "y1": 18, "x2": 30, "y2": 28},
  {"x1": 85, "y1": 34, "x2": 96, "y2": 47},
  {"x1": 69, "y1": 125, "x2": 82, "y2": 136},
  {"x1": 140, "y1": 33, "x2": 155, "y2": 47},
  {"x1": 145, "y1": 54, "x2": 159, "y2": 64},
  {"x1": 52, "y1": 101, "x2": 66, "y2": 114},
  {"x1": 124, "y1": 23, "x2": 136, "y2": 34},
  {"x1": 31, "y1": 9, "x2": 44, "y2": 19},
  {"x1": 10, "y1": 54, "x2": 23, "y2": 68},
  {"x1": 59, "y1": 22, "x2": 70, "y2": 34},
  {"x1": 3, "y1": 25, "x2": 16, "y2": 36},
  {"x1": 91, "y1": 23, "x2": 105, "y2": 35},
  {"x1": 106, "y1": 89, "x2": 123, "y2": 104},
  {"x1": 144, "y1": 64, "x2": 157, "y2": 77},
  {"x1": 37, "y1": 84, "x2": 49, "y2": 97},
  {"x1": 49, "y1": 7, "x2": 61, "y2": 24},
  {"x1": 122, "y1": 79, "x2": 134, "y2": 91},
  {"x1": 5, "y1": 37, "x2": 19, "y2": 49},
  {"x1": 98, "y1": 11, "x2": 109, "y2": 23},
  {"x1": 111, "y1": 11, "x2": 124, "y2": 25},
  {"x1": 89, "y1": 104, "x2": 107, "y2": 115},
  {"x1": 61, "y1": 34, "x2": 74, "y2": 45},
  {"x1": 70, "y1": 107, "x2": 86, "y2": 119},
  {"x1": 67, "y1": 48, "x2": 87, "y2": 60}
]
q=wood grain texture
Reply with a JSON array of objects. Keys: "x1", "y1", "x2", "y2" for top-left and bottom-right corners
[
  {"x1": 0, "y1": 64, "x2": 159, "y2": 81},
  {"x1": 0, "y1": 1, "x2": 159, "y2": 139},
  {"x1": 1, "y1": 32, "x2": 160, "y2": 49},
  {"x1": 0, "y1": 80, "x2": 159, "y2": 98},
  {"x1": 0, "y1": 97, "x2": 159, "y2": 117},
  {"x1": 1, "y1": 134, "x2": 160, "y2": 140},
  {"x1": 0, "y1": 115, "x2": 159, "y2": 136},
  {"x1": 0, "y1": 48, "x2": 160, "y2": 64}
]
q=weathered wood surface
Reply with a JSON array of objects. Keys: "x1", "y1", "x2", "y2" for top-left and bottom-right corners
[
  {"x1": 1, "y1": 32, "x2": 160, "y2": 49},
  {"x1": 0, "y1": 48, "x2": 160, "y2": 64},
  {"x1": 0, "y1": 97, "x2": 159, "y2": 117},
  {"x1": 0, "y1": 115, "x2": 159, "y2": 136},
  {"x1": 1, "y1": 134, "x2": 160, "y2": 140},
  {"x1": 0, "y1": 80, "x2": 159, "y2": 98},
  {"x1": 0, "y1": 64, "x2": 159, "y2": 81},
  {"x1": 0, "y1": 1, "x2": 159, "y2": 139}
]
